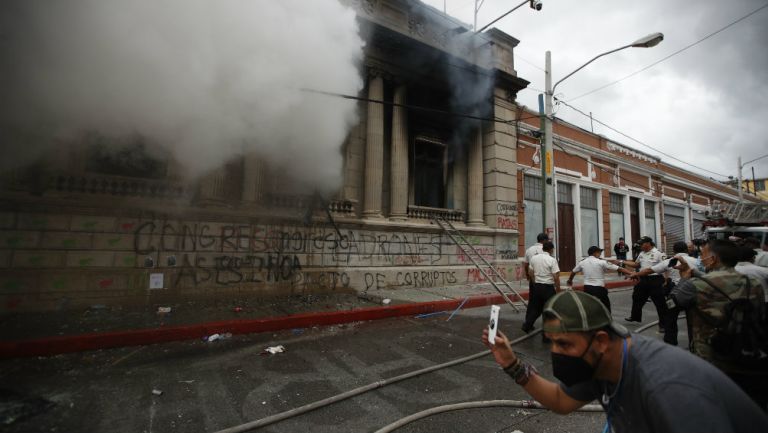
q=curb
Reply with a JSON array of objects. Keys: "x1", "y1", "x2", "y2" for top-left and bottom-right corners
[{"x1": 0, "y1": 280, "x2": 635, "y2": 359}]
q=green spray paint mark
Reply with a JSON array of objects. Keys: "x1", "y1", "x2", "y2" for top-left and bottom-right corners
[
  {"x1": 82, "y1": 221, "x2": 98, "y2": 229},
  {"x1": 465, "y1": 236, "x2": 482, "y2": 245},
  {"x1": 108, "y1": 237, "x2": 122, "y2": 247},
  {"x1": 28, "y1": 256, "x2": 43, "y2": 266},
  {"x1": 62, "y1": 239, "x2": 76, "y2": 248},
  {"x1": 53, "y1": 279, "x2": 66, "y2": 289},
  {"x1": 3, "y1": 280, "x2": 21, "y2": 290},
  {"x1": 6, "y1": 236, "x2": 21, "y2": 248},
  {"x1": 79, "y1": 257, "x2": 93, "y2": 266},
  {"x1": 123, "y1": 256, "x2": 137, "y2": 266}
]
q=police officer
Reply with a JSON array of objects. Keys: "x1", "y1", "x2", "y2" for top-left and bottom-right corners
[
  {"x1": 523, "y1": 241, "x2": 560, "y2": 334},
  {"x1": 621, "y1": 236, "x2": 665, "y2": 327},
  {"x1": 566, "y1": 245, "x2": 632, "y2": 312}
]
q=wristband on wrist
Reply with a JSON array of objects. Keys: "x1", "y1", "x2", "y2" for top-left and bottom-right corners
[{"x1": 503, "y1": 358, "x2": 537, "y2": 386}]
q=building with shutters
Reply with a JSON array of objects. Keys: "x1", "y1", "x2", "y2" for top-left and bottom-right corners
[{"x1": 515, "y1": 109, "x2": 753, "y2": 263}]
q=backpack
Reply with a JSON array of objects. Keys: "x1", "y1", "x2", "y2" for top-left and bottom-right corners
[{"x1": 698, "y1": 276, "x2": 768, "y2": 369}]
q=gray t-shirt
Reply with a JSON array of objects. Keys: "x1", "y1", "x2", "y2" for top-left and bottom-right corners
[{"x1": 561, "y1": 334, "x2": 768, "y2": 433}]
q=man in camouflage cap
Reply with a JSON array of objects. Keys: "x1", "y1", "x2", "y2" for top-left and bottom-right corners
[
  {"x1": 482, "y1": 290, "x2": 768, "y2": 432},
  {"x1": 671, "y1": 239, "x2": 768, "y2": 410}
]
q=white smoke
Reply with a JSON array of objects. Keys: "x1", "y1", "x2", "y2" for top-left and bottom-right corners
[{"x1": 0, "y1": 0, "x2": 364, "y2": 191}]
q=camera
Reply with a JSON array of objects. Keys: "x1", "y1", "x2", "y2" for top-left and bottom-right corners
[{"x1": 529, "y1": 0, "x2": 543, "y2": 11}]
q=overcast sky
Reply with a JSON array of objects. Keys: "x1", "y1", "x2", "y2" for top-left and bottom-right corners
[{"x1": 421, "y1": 0, "x2": 768, "y2": 182}]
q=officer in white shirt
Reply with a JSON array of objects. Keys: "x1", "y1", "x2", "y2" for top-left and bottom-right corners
[
  {"x1": 620, "y1": 236, "x2": 665, "y2": 324},
  {"x1": 630, "y1": 241, "x2": 697, "y2": 345},
  {"x1": 566, "y1": 246, "x2": 632, "y2": 312},
  {"x1": 522, "y1": 241, "x2": 560, "y2": 334},
  {"x1": 523, "y1": 233, "x2": 549, "y2": 292}
]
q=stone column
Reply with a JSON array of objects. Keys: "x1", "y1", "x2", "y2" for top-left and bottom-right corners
[
  {"x1": 390, "y1": 83, "x2": 408, "y2": 221},
  {"x1": 241, "y1": 153, "x2": 266, "y2": 204},
  {"x1": 362, "y1": 72, "x2": 384, "y2": 219},
  {"x1": 467, "y1": 122, "x2": 484, "y2": 226}
]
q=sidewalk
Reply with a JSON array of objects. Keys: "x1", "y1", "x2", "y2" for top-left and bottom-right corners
[{"x1": 0, "y1": 275, "x2": 634, "y2": 358}]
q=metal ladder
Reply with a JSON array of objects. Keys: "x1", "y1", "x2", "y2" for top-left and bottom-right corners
[
  {"x1": 710, "y1": 202, "x2": 768, "y2": 224},
  {"x1": 433, "y1": 217, "x2": 527, "y2": 312}
]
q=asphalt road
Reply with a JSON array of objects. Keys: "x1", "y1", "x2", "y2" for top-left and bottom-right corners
[{"x1": 1, "y1": 288, "x2": 672, "y2": 433}]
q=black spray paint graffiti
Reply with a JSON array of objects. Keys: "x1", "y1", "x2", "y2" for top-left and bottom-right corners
[
  {"x1": 133, "y1": 221, "x2": 444, "y2": 264},
  {"x1": 363, "y1": 270, "x2": 458, "y2": 291},
  {"x1": 174, "y1": 253, "x2": 302, "y2": 288},
  {"x1": 172, "y1": 252, "x2": 351, "y2": 291}
]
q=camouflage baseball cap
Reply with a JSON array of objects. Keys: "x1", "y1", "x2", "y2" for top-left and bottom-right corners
[{"x1": 542, "y1": 291, "x2": 629, "y2": 337}]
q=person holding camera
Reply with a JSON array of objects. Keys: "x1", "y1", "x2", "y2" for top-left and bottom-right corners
[
  {"x1": 613, "y1": 237, "x2": 629, "y2": 261},
  {"x1": 482, "y1": 290, "x2": 768, "y2": 432},
  {"x1": 670, "y1": 239, "x2": 767, "y2": 410}
]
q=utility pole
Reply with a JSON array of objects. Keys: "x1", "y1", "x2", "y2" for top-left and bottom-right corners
[
  {"x1": 542, "y1": 51, "x2": 556, "y2": 243},
  {"x1": 738, "y1": 155, "x2": 744, "y2": 202}
]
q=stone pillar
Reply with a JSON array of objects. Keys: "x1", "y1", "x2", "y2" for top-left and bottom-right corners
[
  {"x1": 362, "y1": 72, "x2": 384, "y2": 218},
  {"x1": 467, "y1": 122, "x2": 484, "y2": 226},
  {"x1": 390, "y1": 83, "x2": 408, "y2": 221},
  {"x1": 241, "y1": 154, "x2": 266, "y2": 204}
]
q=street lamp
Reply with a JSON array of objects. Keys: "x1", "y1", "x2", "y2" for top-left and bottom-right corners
[{"x1": 539, "y1": 32, "x2": 664, "y2": 255}]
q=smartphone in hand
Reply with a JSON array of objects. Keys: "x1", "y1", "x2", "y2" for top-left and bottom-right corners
[
  {"x1": 668, "y1": 258, "x2": 679, "y2": 268},
  {"x1": 488, "y1": 305, "x2": 500, "y2": 343}
]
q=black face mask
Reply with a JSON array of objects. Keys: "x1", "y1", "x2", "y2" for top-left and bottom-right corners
[{"x1": 551, "y1": 335, "x2": 602, "y2": 387}]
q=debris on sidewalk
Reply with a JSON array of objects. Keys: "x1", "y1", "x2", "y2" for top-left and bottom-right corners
[
  {"x1": 291, "y1": 328, "x2": 304, "y2": 335},
  {"x1": 151, "y1": 389, "x2": 163, "y2": 396},
  {"x1": 233, "y1": 307, "x2": 243, "y2": 313},
  {"x1": 204, "y1": 332, "x2": 232, "y2": 342},
  {"x1": 157, "y1": 306, "x2": 172, "y2": 314},
  {"x1": 414, "y1": 311, "x2": 448, "y2": 319},
  {"x1": 382, "y1": 298, "x2": 391, "y2": 305},
  {"x1": 262, "y1": 345, "x2": 286, "y2": 355}
]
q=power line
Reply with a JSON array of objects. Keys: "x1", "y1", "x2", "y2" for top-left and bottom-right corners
[
  {"x1": 302, "y1": 88, "x2": 540, "y2": 125},
  {"x1": 568, "y1": 2, "x2": 768, "y2": 102},
  {"x1": 556, "y1": 98, "x2": 730, "y2": 179},
  {"x1": 515, "y1": 121, "x2": 657, "y2": 191},
  {"x1": 743, "y1": 153, "x2": 768, "y2": 166}
]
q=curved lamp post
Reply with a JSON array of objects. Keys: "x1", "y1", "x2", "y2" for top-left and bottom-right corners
[{"x1": 539, "y1": 32, "x2": 664, "y2": 258}]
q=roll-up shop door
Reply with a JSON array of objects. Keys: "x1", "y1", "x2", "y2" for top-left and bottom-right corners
[
  {"x1": 692, "y1": 210, "x2": 707, "y2": 241},
  {"x1": 664, "y1": 204, "x2": 686, "y2": 255}
]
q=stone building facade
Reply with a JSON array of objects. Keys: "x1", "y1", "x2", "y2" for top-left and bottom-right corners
[
  {"x1": 0, "y1": 0, "x2": 750, "y2": 315},
  {"x1": 0, "y1": 0, "x2": 530, "y2": 313}
]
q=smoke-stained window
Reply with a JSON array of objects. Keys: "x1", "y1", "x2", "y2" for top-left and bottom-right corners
[
  {"x1": 84, "y1": 132, "x2": 168, "y2": 179},
  {"x1": 412, "y1": 137, "x2": 446, "y2": 208}
]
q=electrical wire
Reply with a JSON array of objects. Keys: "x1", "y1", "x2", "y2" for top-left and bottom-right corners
[
  {"x1": 302, "y1": 88, "x2": 541, "y2": 125},
  {"x1": 556, "y1": 99, "x2": 730, "y2": 179},
  {"x1": 568, "y1": 3, "x2": 768, "y2": 102}
]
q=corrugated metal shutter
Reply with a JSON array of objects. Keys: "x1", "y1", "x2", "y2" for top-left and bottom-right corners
[
  {"x1": 692, "y1": 210, "x2": 707, "y2": 240},
  {"x1": 664, "y1": 205, "x2": 686, "y2": 255}
]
